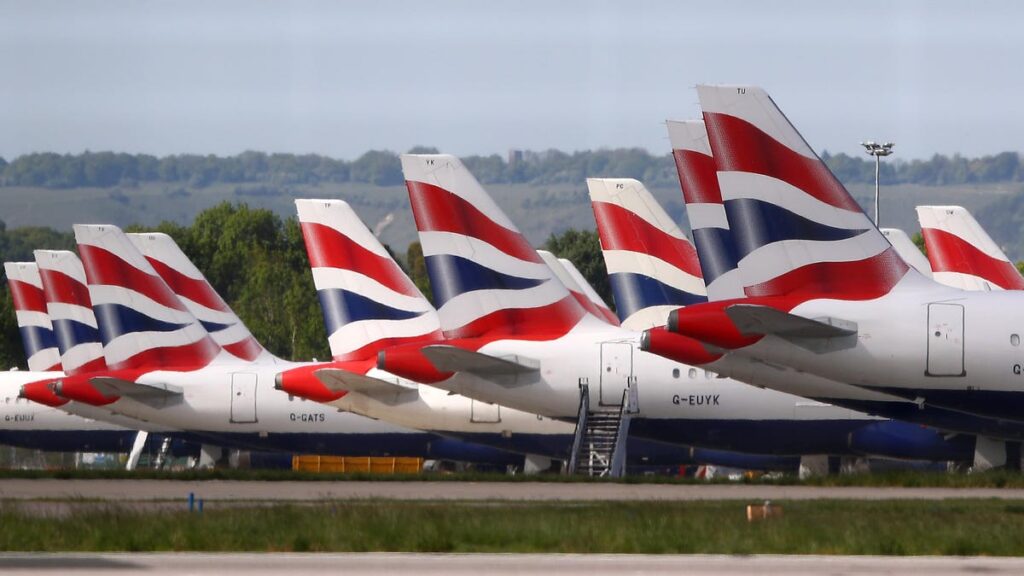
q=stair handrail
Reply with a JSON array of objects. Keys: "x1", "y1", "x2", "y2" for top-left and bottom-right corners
[
  {"x1": 608, "y1": 376, "x2": 637, "y2": 477},
  {"x1": 567, "y1": 379, "x2": 590, "y2": 475}
]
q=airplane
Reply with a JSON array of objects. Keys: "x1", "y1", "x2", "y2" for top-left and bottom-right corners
[
  {"x1": 916, "y1": 205, "x2": 1024, "y2": 291},
  {"x1": 2, "y1": 258, "x2": 196, "y2": 463},
  {"x1": 643, "y1": 117, "x2": 1024, "y2": 468},
  {"x1": 32, "y1": 224, "x2": 524, "y2": 466},
  {"x1": 378, "y1": 152, "x2": 969, "y2": 475},
  {"x1": 274, "y1": 199, "x2": 786, "y2": 472},
  {"x1": 659, "y1": 85, "x2": 1024, "y2": 436},
  {"x1": 586, "y1": 176, "x2": 976, "y2": 466}
]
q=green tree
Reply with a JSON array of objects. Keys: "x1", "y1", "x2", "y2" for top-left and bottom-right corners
[{"x1": 405, "y1": 241, "x2": 433, "y2": 303}]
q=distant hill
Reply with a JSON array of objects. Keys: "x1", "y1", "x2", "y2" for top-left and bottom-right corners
[{"x1": 1, "y1": 149, "x2": 1023, "y2": 260}]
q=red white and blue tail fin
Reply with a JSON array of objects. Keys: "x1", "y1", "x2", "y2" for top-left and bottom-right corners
[
  {"x1": 4, "y1": 262, "x2": 62, "y2": 372},
  {"x1": 74, "y1": 224, "x2": 220, "y2": 372},
  {"x1": 295, "y1": 199, "x2": 442, "y2": 361},
  {"x1": 557, "y1": 257, "x2": 620, "y2": 326},
  {"x1": 127, "y1": 232, "x2": 272, "y2": 363},
  {"x1": 536, "y1": 250, "x2": 618, "y2": 326},
  {"x1": 879, "y1": 228, "x2": 933, "y2": 278},
  {"x1": 917, "y1": 205, "x2": 1024, "y2": 290},
  {"x1": 33, "y1": 250, "x2": 107, "y2": 375},
  {"x1": 666, "y1": 119, "x2": 745, "y2": 301},
  {"x1": 696, "y1": 85, "x2": 910, "y2": 302},
  {"x1": 401, "y1": 154, "x2": 586, "y2": 339},
  {"x1": 587, "y1": 177, "x2": 706, "y2": 330}
]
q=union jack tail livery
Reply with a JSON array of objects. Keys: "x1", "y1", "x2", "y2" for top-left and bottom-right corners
[
  {"x1": 33, "y1": 250, "x2": 107, "y2": 375},
  {"x1": 295, "y1": 199, "x2": 442, "y2": 361},
  {"x1": 128, "y1": 232, "x2": 271, "y2": 363},
  {"x1": 4, "y1": 262, "x2": 62, "y2": 372},
  {"x1": 401, "y1": 154, "x2": 586, "y2": 339},
  {"x1": 879, "y1": 228, "x2": 933, "y2": 278},
  {"x1": 535, "y1": 250, "x2": 617, "y2": 326},
  {"x1": 74, "y1": 224, "x2": 220, "y2": 371},
  {"x1": 917, "y1": 205, "x2": 1024, "y2": 291},
  {"x1": 557, "y1": 257, "x2": 619, "y2": 326},
  {"x1": 696, "y1": 85, "x2": 910, "y2": 302},
  {"x1": 587, "y1": 177, "x2": 706, "y2": 330},
  {"x1": 666, "y1": 119, "x2": 744, "y2": 301}
]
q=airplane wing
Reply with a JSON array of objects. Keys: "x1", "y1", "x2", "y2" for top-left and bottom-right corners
[
  {"x1": 420, "y1": 345, "x2": 540, "y2": 376},
  {"x1": 725, "y1": 304, "x2": 857, "y2": 339},
  {"x1": 89, "y1": 377, "x2": 183, "y2": 399},
  {"x1": 314, "y1": 368, "x2": 418, "y2": 405}
]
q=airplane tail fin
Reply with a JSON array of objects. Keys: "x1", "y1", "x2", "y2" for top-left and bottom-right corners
[
  {"x1": 557, "y1": 257, "x2": 620, "y2": 326},
  {"x1": 33, "y1": 250, "x2": 107, "y2": 375},
  {"x1": 535, "y1": 250, "x2": 617, "y2": 326},
  {"x1": 916, "y1": 205, "x2": 1024, "y2": 291},
  {"x1": 127, "y1": 232, "x2": 271, "y2": 362},
  {"x1": 401, "y1": 154, "x2": 586, "y2": 339},
  {"x1": 295, "y1": 199, "x2": 443, "y2": 361},
  {"x1": 74, "y1": 224, "x2": 220, "y2": 371},
  {"x1": 696, "y1": 85, "x2": 910, "y2": 302},
  {"x1": 587, "y1": 177, "x2": 706, "y2": 330},
  {"x1": 879, "y1": 228, "x2": 933, "y2": 278},
  {"x1": 4, "y1": 262, "x2": 61, "y2": 372},
  {"x1": 666, "y1": 119, "x2": 744, "y2": 301}
]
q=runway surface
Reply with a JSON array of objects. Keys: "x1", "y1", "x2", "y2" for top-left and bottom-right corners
[
  {"x1": 2, "y1": 553, "x2": 1023, "y2": 575},
  {"x1": 3, "y1": 479, "x2": 1024, "y2": 501}
]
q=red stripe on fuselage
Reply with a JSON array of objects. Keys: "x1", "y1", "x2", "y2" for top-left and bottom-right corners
[
  {"x1": 591, "y1": 201, "x2": 703, "y2": 279},
  {"x1": 922, "y1": 227, "x2": 1024, "y2": 290},
  {"x1": 407, "y1": 180, "x2": 543, "y2": 264},
  {"x1": 702, "y1": 112, "x2": 862, "y2": 212}
]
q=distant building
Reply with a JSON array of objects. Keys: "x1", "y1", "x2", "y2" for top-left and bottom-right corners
[{"x1": 508, "y1": 149, "x2": 524, "y2": 166}]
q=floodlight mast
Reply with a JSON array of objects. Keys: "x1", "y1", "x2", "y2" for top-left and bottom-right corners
[{"x1": 860, "y1": 141, "x2": 894, "y2": 226}]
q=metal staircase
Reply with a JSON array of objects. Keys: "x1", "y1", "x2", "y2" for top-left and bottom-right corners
[{"x1": 568, "y1": 377, "x2": 637, "y2": 477}]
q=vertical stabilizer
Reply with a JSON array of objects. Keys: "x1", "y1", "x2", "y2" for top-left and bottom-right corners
[
  {"x1": 128, "y1": 232, "x2": 271, "y2": 363},
  {"x1": 34, "y1": 250, "x2": 107, "y2": 375},
  {"x1": 587, "y1": 177, "x2": 706, "y2": 330},
  {"x1": 401, "y1": 154, "x2": 585, "y2": 339},
  {"x1": 666, "y1": 119, "x2": 744, "y2": 301},
  {"x1": 879, "y1": 229, "x2": 933, "y2": 278},
  {"x1": 74, "y1": 224, "x2": 220, "y2": 371},
  {"x1": 917, "y1": 205, "x2": 1024, "y2": 291},
  {"x1": 295, "y1": 199, "x2": 442, "y2": 361},
  {"x1": 696, "y1": 85, "x2": 909, "y2": 302},
  {"x1": 4, "y1": 262, "x2": 61, "y2": 371}
]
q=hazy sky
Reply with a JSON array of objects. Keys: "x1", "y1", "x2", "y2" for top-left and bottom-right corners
[{"x1": 1, "y1": 0, "x2": 1019, "y2": 160}]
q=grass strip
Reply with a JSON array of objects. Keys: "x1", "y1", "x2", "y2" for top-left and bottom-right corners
[{"x1": 2, "y1": 499, "x2": 1024, "y2": 555}]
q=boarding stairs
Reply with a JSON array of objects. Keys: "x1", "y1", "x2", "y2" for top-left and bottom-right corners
[{"x1": 568, "y1": 378, "x2": 637, "y2": 477}]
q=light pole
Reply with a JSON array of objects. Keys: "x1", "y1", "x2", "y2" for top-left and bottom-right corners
[{"x1": 860, "y1": 141, "x2": 894, "y2": 226}]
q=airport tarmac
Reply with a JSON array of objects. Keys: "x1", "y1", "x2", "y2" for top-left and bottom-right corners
[
  {"x1": 3, "y1": 479, "x2": 1024, "y2": 501},
  {"x1": 2, "y1": 553, "x2": 1023, "y2": 575}
]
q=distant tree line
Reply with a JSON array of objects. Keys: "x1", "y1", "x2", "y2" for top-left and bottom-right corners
[{"x1": 3, "y1": 148, "x2": 1024, "y2": 190}]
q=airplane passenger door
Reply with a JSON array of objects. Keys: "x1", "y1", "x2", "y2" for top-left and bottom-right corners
[
  {"x1": 470, "y1": 399, "x2": 501, "y2": 423},
  {"x1": 926, "y1": 303, "x2": 965, "y2": 377},
  {"x1": 599, "y1": 342, "x2": 633, "y2": 406},
  {"x1": 230, "y1": 373, "x2": 258, "y2": 423}
]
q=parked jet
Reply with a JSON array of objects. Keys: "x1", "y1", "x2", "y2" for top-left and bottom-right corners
[
  {"x1": 662, "y1": 85, "x2": 1024, "y2": 428},
  {"x1": 917, "y1": 205, "x2": 1024, "y2": 291},
  {"x1": 39, "y1": 224, "x2": 521, "y2": 465}
]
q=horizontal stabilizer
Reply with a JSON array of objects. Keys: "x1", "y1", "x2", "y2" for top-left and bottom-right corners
[
  {"x1": 725, "y1": 304, "x2": 857, "y2": 339},
  {"x1": 89, "y1": 376, "x2": 183, "y2": 399},
  {"x1": 421, "y1": 345, "x2": 539, "y2": 376},
  {"x1": 314, "y1": 368, "x2": 418, "y2": 405}
]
